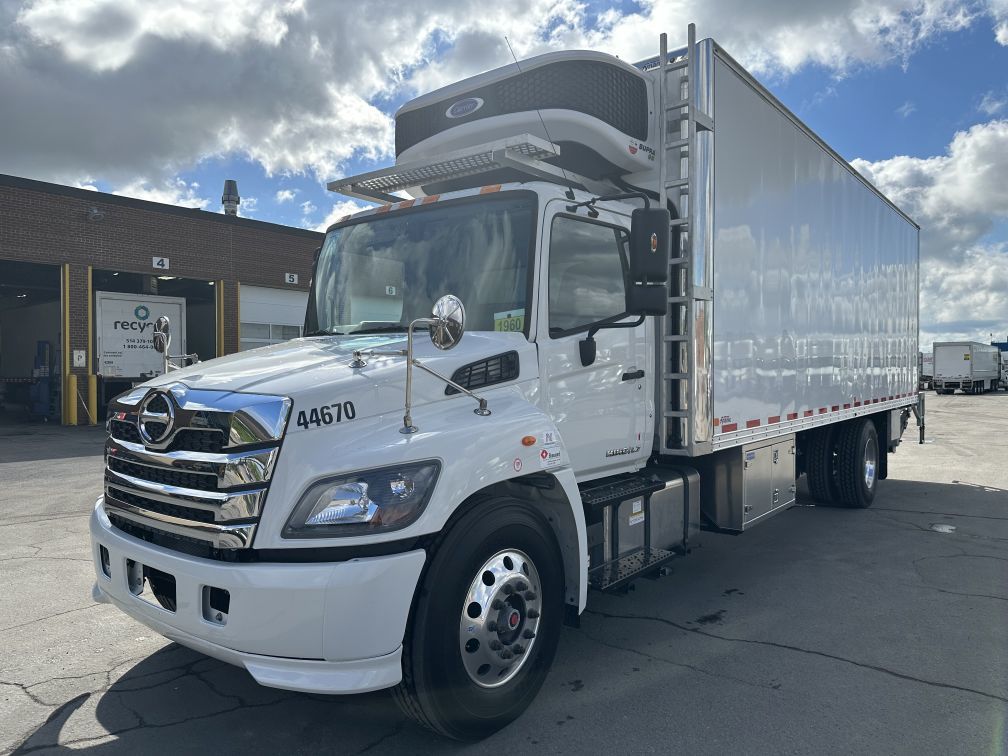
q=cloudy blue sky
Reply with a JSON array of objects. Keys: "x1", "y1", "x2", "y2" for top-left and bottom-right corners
[{"x1": 2, "y1": 0, "x2": 1007, "y2": 346}]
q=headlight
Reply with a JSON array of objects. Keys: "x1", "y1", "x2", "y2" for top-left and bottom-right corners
[{"x1": 283, "y1": 461, "x2": 440, "y2": 538}]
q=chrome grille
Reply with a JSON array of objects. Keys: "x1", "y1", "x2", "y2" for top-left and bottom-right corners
[{"x1": 102, "y1": 383, "x2": 290, "y2": 556}]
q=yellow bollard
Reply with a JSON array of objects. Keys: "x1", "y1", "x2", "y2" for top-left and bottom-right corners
[
  {"x1": 66, "y1": 373, "x2": 78, "y2": 426},
  {"x1": 87, "y1": 374, "x2": 98, "y2": 426}
]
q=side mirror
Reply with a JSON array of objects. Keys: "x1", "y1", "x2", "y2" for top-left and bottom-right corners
[
  {"x1": 626, "y1": 207, "x2": 670, "y2": 317},
  {"x1": 429, "y1": 294, "x2": 465, "y2": 350},
  {"x1": 153, "y1": 316, "x2": 171, "y2": 354}
]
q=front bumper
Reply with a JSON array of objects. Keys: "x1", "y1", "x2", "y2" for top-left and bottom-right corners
[{"x1": 90, "y1": 498, "x2": 426, "y2": 694}]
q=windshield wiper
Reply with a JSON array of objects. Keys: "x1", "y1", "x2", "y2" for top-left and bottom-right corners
[{"x1": 304, "y1": 329, "x2": 346, "y2": 337}]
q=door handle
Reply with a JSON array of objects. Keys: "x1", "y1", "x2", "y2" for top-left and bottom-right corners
[{"x1": 621, "y1": 369, "x2": 645, "y2": 382}]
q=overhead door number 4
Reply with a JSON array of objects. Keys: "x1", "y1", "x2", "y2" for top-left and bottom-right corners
[{"x1": 296, "y1": 401, "x2": 357, "y2": 430}]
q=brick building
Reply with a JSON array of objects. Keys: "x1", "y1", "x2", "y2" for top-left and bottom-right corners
[{"x1": 0, "y1": 174, "x2": 323, "y2": 425}]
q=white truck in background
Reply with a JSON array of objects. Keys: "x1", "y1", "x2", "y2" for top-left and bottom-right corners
[
  {"x1": 89, "y1": 25, "x2": 923, "y2": 740},
  {"x1": 95, "y1": 292, "x2": 186, "y2": 379},
  {"x1": 933, "y1": 341, "x2": 1001, "y2": 394},
  {"x1": 919, "y1": 351, "x2": 933, "y2": 389}
]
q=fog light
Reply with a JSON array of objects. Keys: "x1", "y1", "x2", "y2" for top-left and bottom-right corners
[{"x1": 99, "y1": 545, "x2": 111, "y2": 578}]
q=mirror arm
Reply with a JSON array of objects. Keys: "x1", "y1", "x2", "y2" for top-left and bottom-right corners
[
  {"x1": 579, "y1": 314, "x2": 646, "y2": 367},
  {"x1": 410, "y1": 359, "x2": 490, "y2": 417},
  {"x1": 399, "y1": 317, "x2": 433, "y2": 433}
]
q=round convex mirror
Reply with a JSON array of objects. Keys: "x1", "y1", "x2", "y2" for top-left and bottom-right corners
[
  {"x1": 153, "y1": 316, "x2": 171, "y2": 354},
  {"x1": 429, "y1": 295, "x2": 465, "y2": 351}
]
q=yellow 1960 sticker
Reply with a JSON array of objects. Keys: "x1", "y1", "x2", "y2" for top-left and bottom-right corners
[{"x1": 494, "y1": 309, "x2": 524, "y2": 332}]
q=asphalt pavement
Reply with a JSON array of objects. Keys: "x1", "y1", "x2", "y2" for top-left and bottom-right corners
[{"x1": 1, "y1": 392, "x2": 1007, "y2": 755}]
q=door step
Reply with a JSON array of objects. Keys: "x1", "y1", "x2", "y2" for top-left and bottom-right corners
[
  {"x1": 588, "y1": 547, "x2": 677, "y2": 592},
  {"x1": 579, "y1": 473, "x2": 665, "y2": 515}
]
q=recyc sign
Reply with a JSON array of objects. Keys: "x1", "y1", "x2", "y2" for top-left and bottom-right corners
[
  {"x1": 115, "y1": 304, "x2": 154, "y2": 333},
  {"x1": 96, "y1": 292, "x2": 185, "y2": 378}
]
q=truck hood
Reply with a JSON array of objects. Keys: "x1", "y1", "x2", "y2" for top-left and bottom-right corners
[{"x1": 142, "y1": 332, "x2": 536, "y2": 418}]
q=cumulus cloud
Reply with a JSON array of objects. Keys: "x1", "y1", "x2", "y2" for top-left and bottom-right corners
[
  {"x1": 314, "y1": 199, "x2": 373, "y2": 232},
  {"x1": 852, "y1": 119, "x2": 1008, "y2": 343},
  {"x1": 978, "y1": 90, "x2": 1006, "y2": 115},
  {"x1": 2, "y1": 0, "x2": 1007, "y2": 189},
  {"x1": 852, "y1": 119, "x2": 1008, "y2": 261},
  {"x1": 300, "y1": 199, "x2": 317, "y2": 216},
  {"x1": 238, "y1": 196, "x2": 258, "y2": 216},
  {"x1": 275, "y1": 188, "x2": 297, "y2": 203},
  {"x1": 110, "y1": 177, "x2": 211, "y2": 208}
]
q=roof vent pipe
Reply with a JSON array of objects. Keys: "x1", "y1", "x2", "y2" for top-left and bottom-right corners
[{"x1": 222, "y1": 180, "x2": 240, "y2": 216}]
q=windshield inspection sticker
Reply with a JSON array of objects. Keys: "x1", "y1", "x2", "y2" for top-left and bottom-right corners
[{"x1": 494, "y1": 309, "x2": 524, "y2": 333}]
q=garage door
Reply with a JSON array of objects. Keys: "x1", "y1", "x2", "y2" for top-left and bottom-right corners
[{"x1": 240, "y1": 286, "x2": 308, "y2": 351}]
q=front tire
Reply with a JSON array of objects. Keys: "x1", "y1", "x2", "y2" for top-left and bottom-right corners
[
  {"x1": 836, "y1": 419, "x2": 879, "y2": 508},
  {"x1": 393, "y1": 498, "x2": 564, "y2": 740}
]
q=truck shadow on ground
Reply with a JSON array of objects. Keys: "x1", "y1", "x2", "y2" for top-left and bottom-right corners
[{"x1": 13, "y1": 643, "x2": 448, "y2": 755}]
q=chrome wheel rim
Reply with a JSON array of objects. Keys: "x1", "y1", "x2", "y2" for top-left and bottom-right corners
[
  {"x1": 864, "y1": 436, "x2": 877, "y2": 489},
  {"x1": 458, "y1": 549, "x2": 542, "y2": 688}
]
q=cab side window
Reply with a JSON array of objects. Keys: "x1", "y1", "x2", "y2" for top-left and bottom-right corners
[{"x1": 548, "y1": 216, "x2": 628, "y2": 336}]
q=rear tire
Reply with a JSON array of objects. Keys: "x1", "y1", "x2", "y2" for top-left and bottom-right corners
[
  {"x1": 805, "y1": 426, "x2": 840, "y2": 505},
  {"x1": 392, "y1": 498, "x2": 564, "y2": 741},
  {"x1": 836, "y1": 419, "x2": 878, "y2": 508}
]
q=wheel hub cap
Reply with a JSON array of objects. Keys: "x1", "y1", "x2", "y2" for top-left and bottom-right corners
[
  {"x1": 458, "y1": 549, "x2": 542, "y2": 688},
  {"x1": 864, "y1": 438, "x2": 877, "y2": 489}
]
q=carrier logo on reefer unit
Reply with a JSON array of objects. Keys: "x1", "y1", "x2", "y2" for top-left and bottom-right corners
[{"x1": 446, "y1": 97, "x2": 484, "y2": 119}]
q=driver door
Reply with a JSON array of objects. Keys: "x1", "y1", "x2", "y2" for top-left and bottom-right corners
[{"x1": 536, "y1": 204, "x2": 652, "y2": 479}]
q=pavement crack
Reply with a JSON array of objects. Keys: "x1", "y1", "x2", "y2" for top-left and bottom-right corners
[
  {"x1": 0, "y1": 679, "x2": 49, "y2": 707},
  {"x1": 869, "y1": 506, "x2": 1008, "y2": 523},
  {"x1": 578, "y1": 630, "x2": 778, "y2": 691},
  {"x1": 585, "y1": 609, "x2": 1008, "y2": 704},
  {"x1": 0, "y1": 603, "x2": 100, "y2": 634},
  {"x1": 0, "y1": 512, "x2": 91, "y2": 528},
  {"x1": 357, "y1": 724, "x2": 405, "y2": 754}
]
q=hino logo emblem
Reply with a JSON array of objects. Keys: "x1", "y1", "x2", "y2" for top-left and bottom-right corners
[
  {"x1": 446, "y1": 97, "x2": 484, "y2": 119},
  {"x1": 137, "y1": 389, "x2": 175, "y2": 445}
]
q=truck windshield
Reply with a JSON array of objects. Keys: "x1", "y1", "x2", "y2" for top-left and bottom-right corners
[{"x1": 306, "y1": 193, "x2": 536, "y2": 336}]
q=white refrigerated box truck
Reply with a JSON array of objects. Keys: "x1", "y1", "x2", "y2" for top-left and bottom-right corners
[
  {"x1": 933, "y1": 341, "x2": 1000, "y2": 394},
  {"x1": 95, "y1": 292, "x2": 186, "y2": 379},
  {"x1": 90, "y1": 24, "x2": 922, "y2": 739}
]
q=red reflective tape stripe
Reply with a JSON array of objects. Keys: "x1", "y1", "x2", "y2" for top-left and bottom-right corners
[
  {"x1": 831, "y1": 405, "x2": 839, "y2": 412},
  {"x1": 873, "y1": 398, "x2": 880, "y2": 404},
  {"x1": 768, "y1": 416, "x2": 780, "y2": 424},
  {"x1": 804, "y1": 410, "x2": 814, "y2": 417},
  {"x1": 722, "y1": 423, "x2": 738, "y2": 432},
  {"x1": 480, "y1": 184, "x2": 502, "y2": 194},
  {"x1": 843, "y1": 403, "x2": 851, "y2": 409},
  {"x1": 397, "y1": 199, "x2": 416, "y2": 210},
  {"x1": 421, "y1": 194, "x2": 440, "y2": 204},
  {"x1": 854, "y1": 401, "x2": 862, "y2": 407},
  {"x1": 787, "y1": 412, "x2": 798, "y2": 420},
  {"x1": 746, "y1": 419, "x2": 761, "y2": 428},
  {"x1": 375, "y1": 204, "x2": 391, "y2": 214},
  {"x1": 819, "y1": 408, "x2": 827, "y2": 414},
  {"x1": 713, "y1": 417, "x2": 720, "y2": 427}
]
